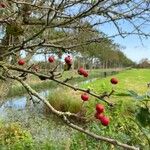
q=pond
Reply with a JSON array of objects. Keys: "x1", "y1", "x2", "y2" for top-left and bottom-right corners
[{"x1": 0, "y1": 89, "x2": 72, "y2": 144}]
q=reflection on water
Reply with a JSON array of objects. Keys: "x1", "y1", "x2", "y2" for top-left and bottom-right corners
[
  {"x1": 0, "y1": 89, "x2": 71, "y2": 143},
  {"x1": 0, "y1": 90, "x2": 49, "y2": 112}
]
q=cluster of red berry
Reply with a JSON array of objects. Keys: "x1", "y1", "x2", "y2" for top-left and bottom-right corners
[
  {"x1": 17, "y1": 55, "x2": 73, "y2": 70},
  {"x1": 95, "y1": 104, "x2": 110, "y2": 126},
  {"x1": 80, "y1": 77, "x2": 118, "y2": 126}
]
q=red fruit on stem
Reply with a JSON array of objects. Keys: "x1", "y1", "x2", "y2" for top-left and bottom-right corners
[
  {"x1": 18, "y1": 59, "x2": 25, "y2": 66},
  {"x1": 0, "y1": 3, "x2": 6, "y2": 8},
  {"x1": 65, "y1": 56, "x2": 72, "y2": 65},
  {"x1": 48, "y1": 56, "x2": 55, "y2": 63},
  {"x1": 78, "y1": 67, "x2": 85, "y2": 75},
  {"x1": 82, "y1": 71, "x2": 88, "y2": 77},
  {"x1": 110, "y1": 77, "x2": 118, "y2": 84},
  {"x1": 96, "y1": 104, "x2": 104, "y2": 113},
  {"x1": 101, "y1": 116, "x2": 110, "y2": 126},
  {"x1": 81, "y1": 93, "x2": 89, "y2": 101},
  {"x1": 98, "y1": 113, "x2": 104, "y2": 121},
  {"x1": 78, "y1": 67, "x2": 88, "y2": 77},
  {"x1": 95, "y1": 112, "x2": 104, "y2": 120}
]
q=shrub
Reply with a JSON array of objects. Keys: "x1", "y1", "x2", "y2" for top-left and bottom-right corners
[
  {"x1": 46, "y1": 88, "x2": 85, "y2": 114},
  {"x1": 0, "y1": 122, "x2": 33, "y2": 150}
]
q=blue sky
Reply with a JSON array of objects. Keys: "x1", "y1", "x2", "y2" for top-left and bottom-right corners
[
  {"x1": 96, "y1": 16, "x2": 150, "y2": 63},
  {"x1": 114, "y1": 36, "x2": 150, "y2": 63}
]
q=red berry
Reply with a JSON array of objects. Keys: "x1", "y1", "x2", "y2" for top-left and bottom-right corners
[
  {"x1": 81, "y1": 93, "x2": 89, "y2": 101},
  {"x1": 82, "y1": 71, "x2": 88, "y2": 77},
  {"x1": 48, "y1": 56, "x2": 55, "y2": 63},
  {"x1": 101, "y1": 116, "x2": 110, "y2": 126},
  {"x1": 78, "y1": 67, "x2": 88, "y2": 77},
  {"x1": 110, "y1": 77, "x2": 118, "y2": 84},
  {"x1": 78, "y1": 67, "x2": 85, "y2": 75},
  {"x1": 0, "y1": 3, "x2": 6, "y2": 8},
  {"x1": 95, "y1": 112, "x2": 104, "y2": 120},
  {"x1": 96, "y1": 104, "x2": 104, "y2": 113},
  {"x1": 98, "y1": 113, "x2": 104, "y2": 121},
  {"x1": 65, "y1": 56, "x2": 72, "y2": 65},
  {"x1": 18, "y1": 59, "x2": 25, "y2": 66}
]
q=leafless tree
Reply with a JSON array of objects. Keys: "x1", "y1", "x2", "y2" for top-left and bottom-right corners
[{"x1": 0, "y1": 0, "x2": 149, "y2": 149}]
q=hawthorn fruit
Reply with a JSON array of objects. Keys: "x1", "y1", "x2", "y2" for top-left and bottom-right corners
[
  {"x1": 78, "y1": 67, "x2": 85, "y2": 75},
  {"x1": 48, "y1": 56, "x2": 55, "y2": 63},
  {"x1": 65, "y1": 55, "x2": 72, "y2": 65},
  {"x1": 97, "y1": 113, "x2": 104, "y2": 121},
  {"x1": 95, "y1": 112, "x2": 104, "y2": 121},
  {"x1": 81, "y1": 93, "x2": 89, "y2": 101},
  {"x1": 110, "y1": 77, "x2": 118, "y2": 84},
  {"x1": 18, "y1": 59, "x2": 25, "y2": 66},
  {"x1": 83, "y1": 71, "x2": 88, "y2": 77},
  {"x1": 101, "y1": 116, "x2": 110, "y2": 126},
  {"x1": 78, "y1": 67, "x2": 88, "y2": 77},
  {"x1": 96, "y1": 104, "x2": 105, "y2": 113}
]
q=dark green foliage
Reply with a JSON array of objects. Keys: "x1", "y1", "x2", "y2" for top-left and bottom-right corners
[
  {"x1": 6, "y1": 23, "x2": 24, "y2": 36},
  {"x1": 136, "y1": 107, "x2": 150, "y2": 127}
]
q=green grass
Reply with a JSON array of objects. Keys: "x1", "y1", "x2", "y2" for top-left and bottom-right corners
[
  {"x1": 80, "y1": 68, "x2": 150, "y2": 99},
  {"x1": 47, "y1": 88, "x2": 83, "y2": 114}
]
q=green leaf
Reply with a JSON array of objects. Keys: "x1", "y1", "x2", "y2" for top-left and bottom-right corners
[{"x1": 128, "y1": 90, "x2": 138, "y2": 97}]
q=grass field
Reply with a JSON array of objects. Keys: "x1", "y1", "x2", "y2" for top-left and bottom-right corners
[{"x1": 81, "y1": 68, "x2": 150, "y2": 100}]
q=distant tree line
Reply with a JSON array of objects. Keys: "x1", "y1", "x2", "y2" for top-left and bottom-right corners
[
  {"x1": 32, "y1": 26, "x2": 135, "y2": 70},
  {"x1": 137, "y1": 58, "x2": 150, "y2": 68}
]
